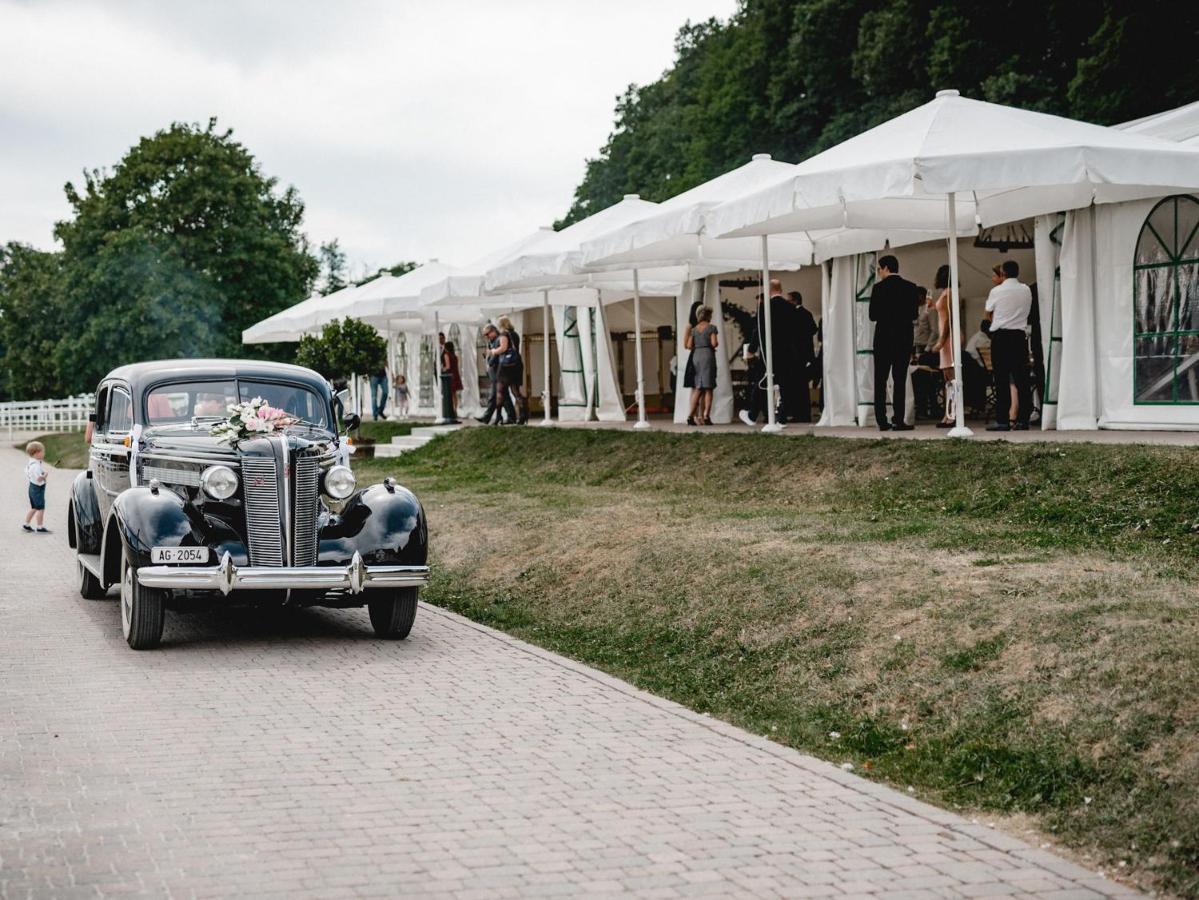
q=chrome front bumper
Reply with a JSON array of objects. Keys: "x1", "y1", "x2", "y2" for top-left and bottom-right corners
[{"x1": 137, "y1": 551, "x2": 429, "y2": 595}]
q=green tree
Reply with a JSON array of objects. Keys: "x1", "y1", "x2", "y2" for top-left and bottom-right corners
[
  {"x1": 295, "y1": 317, "x2": 386, "y2": 382},
  {"x1": 0, "y1": 243, "x2": 67, "y2": 399},
  {"x1": 52, "y1": 118, "x2": 318, "y2": 392},
  {"x1": 560, "y1": 0, "x2": 1199, "y2": 226},
  {"x1": 318, "y1": 239, "x2": 348, "y2": 294}
]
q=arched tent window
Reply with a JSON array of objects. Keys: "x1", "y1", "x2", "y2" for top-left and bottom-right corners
[{"x1": 1134, "y1": 195, "x2": 1199, "y2": 404}]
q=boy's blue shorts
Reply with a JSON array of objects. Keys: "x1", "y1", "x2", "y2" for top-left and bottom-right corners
[{"x1": 28, "y1": 483, "x2": 45, "y2": 511}]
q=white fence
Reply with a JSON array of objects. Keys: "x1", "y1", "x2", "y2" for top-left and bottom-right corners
[{"x1": 1, "y1": 395, "x2": 94, "y2": 437}]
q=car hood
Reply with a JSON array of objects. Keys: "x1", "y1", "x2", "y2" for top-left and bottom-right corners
[{"x1": 142, "y1": 424, "x2": 336, "y2": 460}]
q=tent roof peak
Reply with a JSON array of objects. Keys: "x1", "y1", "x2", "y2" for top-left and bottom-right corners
[{"x1": 935, "y1": 89, "x2": 960, "y2": 99}]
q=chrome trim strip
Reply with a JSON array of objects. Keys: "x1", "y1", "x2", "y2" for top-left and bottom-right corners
[
  {"x1": 277, "y1": 435, "x2": 291, "y2": 567},
  {"x1": 137, "y1": 551, "x2": 429, "y2": 595},
  {"x1": 140, "y1": 453, "x2": 241, "y2": 467}
]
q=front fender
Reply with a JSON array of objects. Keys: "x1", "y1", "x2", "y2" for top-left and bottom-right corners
[
  {"x1": 319, "y1": 483, "x2": 427, "y2": 566},
  {"x1": 110, "y1": 486, "x2": 195, "y2": 570},
  {"x1": 69, "y1": 471, "x2": 102, "y2": 553}
]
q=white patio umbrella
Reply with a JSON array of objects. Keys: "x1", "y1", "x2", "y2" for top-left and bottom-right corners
[
  {"x1": 707, "y1": 89, "x2": 1199, "y2": 436},
  {"x1": 242, "y1": 292, "x2": 326, "y2": 344},
  {"x1": 1117, "y1": 100, "x2": 1199, "y2": 146}
]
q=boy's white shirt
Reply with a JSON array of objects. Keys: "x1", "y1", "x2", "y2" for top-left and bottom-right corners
[{"x1": 26, "y1": 457, "x2": 47, "y2": 485}]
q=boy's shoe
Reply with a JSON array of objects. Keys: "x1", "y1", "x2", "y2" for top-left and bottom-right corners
[
  {"x1": 35, "y1": 527, "x2": 52, "y2": 534},
  {"x1": 738, "y1": 410, "x2": 755, "y2": 427},
  {"x1": 21, "y1": 524, "x2": 33, "y2": 532}
]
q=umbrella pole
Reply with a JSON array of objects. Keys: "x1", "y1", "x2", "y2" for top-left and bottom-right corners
[
  {"x1": 632, "y1": 268, "x2": 651, "y2": 430},
  {"x1": 761, "y1": 235, "x2": 784, "y2": 433},
  {"x1": 539, "y1": 290, "x2": 553, "y2": 426},
  {"x1": 946, "y1": 192, "x2": 973, "y2": 438}
]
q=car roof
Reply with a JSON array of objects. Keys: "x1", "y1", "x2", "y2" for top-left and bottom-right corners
[{"x1": 103, "y1": 359, "x2": 331, "y2": 397}]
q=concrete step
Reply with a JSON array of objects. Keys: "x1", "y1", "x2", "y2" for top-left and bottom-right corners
[
  {"x1": 389, "y1": 435, "x2": 434, "y2": 448},
  {"x1": 409, "y1": 424, "x2": 464, "y2": 438},
  {"x1": 373, "y1": 443, "x2": 417, "y2": 458}
]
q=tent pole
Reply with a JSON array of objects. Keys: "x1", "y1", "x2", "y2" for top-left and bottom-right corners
[
  {"x1": 946, "y1": 192, "x2": 973, "y2": 438},
  {"x1": 538, "y1": 290, "x2": 553, "y2": 426},
  {"x1": 632, "y1": 268, "x2": 651, "y2": 430},
  {"x1": 761, "y1": 234, "x2": 784, "y2": 433}
]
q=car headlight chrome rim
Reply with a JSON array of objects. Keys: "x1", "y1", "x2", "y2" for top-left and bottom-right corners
[
  {"x1": 200, "y1": 465, "x2": 239, "y2": 500},
  {"x1": 324, "y1": 465, "x2": 356, "y2": 500}
]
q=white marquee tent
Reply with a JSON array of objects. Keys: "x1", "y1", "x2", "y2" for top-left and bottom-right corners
[{"x1": 708, "y1": 90, "x2": 1199, "y2": 435}]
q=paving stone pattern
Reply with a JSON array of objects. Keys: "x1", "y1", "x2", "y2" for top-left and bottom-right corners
[{"x1": 0, "y1": 450, "x2": 1139, "y2": 898}]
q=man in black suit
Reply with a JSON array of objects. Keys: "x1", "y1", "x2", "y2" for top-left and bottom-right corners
[
  {"x1": 784, "y1": 290, "x2": 817, "y2": 422},
  {"x1": 869, "y1": 254, "x2": 920, "y2": 431}
]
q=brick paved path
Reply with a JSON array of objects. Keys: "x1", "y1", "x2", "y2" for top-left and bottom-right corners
[{"x1": 0, "y1": 450, "x2": 1137, "y2": 899}]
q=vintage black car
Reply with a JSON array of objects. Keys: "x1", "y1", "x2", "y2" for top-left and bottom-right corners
[{"x1": 68, "y1": 360, "x2": 428, "y2": 649}]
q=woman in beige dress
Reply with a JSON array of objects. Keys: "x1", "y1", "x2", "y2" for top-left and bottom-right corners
[{"x1": 932, "y1": 264, "x2": 955, "y2": 427}]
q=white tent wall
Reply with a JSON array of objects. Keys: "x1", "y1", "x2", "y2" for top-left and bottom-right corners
[
  {"x1": 1033, "y1": 215, "x2": 1065, "y2": 428},
  {"x1": 818, "y1": 256, "x2": 859, "y2": 426},
  {"x1": 672, "y1": 283, "x2": 698, "y2": 424},
  {"x1": 606, "y1": 296, "x2": 674, "y2": 400},
  {"x1": 1057, "y1": 208, "x2": 1100, "y2": 429},
  {"x1": 552, "y1": 305, "x2": 589, "y2": 421},
  {"x1": 591, "y1": 301, "x2": 627, "y2": 422},
  {"x1": 450, "y1": 323, "x2": 482, "y2": 417},
  {"x1": 1091, "y1": 196, "x2": 1199, "y2": 429}
]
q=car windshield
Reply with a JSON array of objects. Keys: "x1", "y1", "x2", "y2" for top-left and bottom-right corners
[{"x1": 144, "y1": 379, "x2": 328, "y2": 428}]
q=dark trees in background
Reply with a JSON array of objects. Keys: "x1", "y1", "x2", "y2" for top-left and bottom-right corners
[
  {"x1": 0, "y1": 118, "x2": 320, "y2": 397},
  {"x1": 558, "y1": 0, "x2": 1199, "y2": 226}
]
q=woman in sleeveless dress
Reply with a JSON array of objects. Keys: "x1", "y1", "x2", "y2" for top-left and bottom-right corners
[
  {"x1": 684, "y1": 305, "x2": 719, "y2": 425},
  {"x1": 932, "y1": 264, "x2": 956, "y2": 427}
]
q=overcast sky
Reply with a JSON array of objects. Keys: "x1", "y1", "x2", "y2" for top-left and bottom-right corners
[{"x1": 0, "y1": 0, "x2": 737, "y2": 278}]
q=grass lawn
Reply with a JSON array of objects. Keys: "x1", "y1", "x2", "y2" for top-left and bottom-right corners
[
  {"x1": 359, "y1": 428, "x2": 1199, "y2": 897},
  {"x1": 18, "y1": 431, "x2": 91, "y2": 469}
]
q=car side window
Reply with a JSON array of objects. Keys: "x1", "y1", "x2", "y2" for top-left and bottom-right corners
[
  {"x1": 94, "y1": 386, "x2": 109, "y2": 433},
  {"x1": 108, "y1": 388, "x2": 133, "y2": 435}
]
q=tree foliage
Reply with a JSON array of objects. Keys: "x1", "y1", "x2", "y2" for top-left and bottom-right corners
[
  {"x1": 318, "y1": 239, "x2": 349, "y2": 294},
  {"x1": 0, "y1": 243, "x2": 67, "y2": 398},
  {"x1": 559, "y1": 0, "x2": 1199, "y2": 225},
  {"x1": 0, "y1": 118, "x2": 320, "y2": 397},
  {"x1": 295, "y1": 317, "x2": 386, "y2": 381}
]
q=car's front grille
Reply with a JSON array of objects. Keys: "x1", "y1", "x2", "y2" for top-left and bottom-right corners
[
  {"x1": 242, "y1": 457, "x2": 283, "y2": 566},
  {"x1": 141, "y1": 463, "x2": 202, "y2": 488},
  {"x1": 292, "y1": 455, "x2": 320, "y2": 566}
]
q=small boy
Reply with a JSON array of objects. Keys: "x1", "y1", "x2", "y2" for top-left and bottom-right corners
[{"x1": 24, "y1": 441, "x2": 50, "y2": 534}]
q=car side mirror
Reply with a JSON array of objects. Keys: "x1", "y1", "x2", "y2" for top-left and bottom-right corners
[{"x1": 342, "y1": 412, "x2": 360, "y2": 433}]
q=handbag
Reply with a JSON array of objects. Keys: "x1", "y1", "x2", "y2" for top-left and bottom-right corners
[{"x1": 498, "y1": 333, "x2": 520, "y2": 368}]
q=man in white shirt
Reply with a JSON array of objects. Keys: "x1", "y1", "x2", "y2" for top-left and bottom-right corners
[{"x1": 983, "y1": 260, "x2": 1033, "y2": 430}]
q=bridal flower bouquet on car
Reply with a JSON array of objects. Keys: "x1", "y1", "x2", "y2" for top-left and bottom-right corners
[{"x1": 210, "y1": 397, "x2": 297, "y2": 445}]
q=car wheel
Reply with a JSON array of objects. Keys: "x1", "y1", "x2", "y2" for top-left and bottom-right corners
[
  {"x1": 120, "y1": 550, "x2": 166, "y2": 650},
  {"x1": 368, "y1": 587, "x2": 418, "y2": 639}
]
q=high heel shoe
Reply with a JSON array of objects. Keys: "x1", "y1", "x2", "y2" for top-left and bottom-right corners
[
  {"x1": 702, "y1": 416, "x2": 713, "y2": 426},
  {"x1": 686, "y1": 415, "x2": 697, "y2": 426}
]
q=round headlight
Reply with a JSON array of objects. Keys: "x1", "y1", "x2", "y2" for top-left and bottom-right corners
[
  {"x1": 324, "y1": 465, "x2": 356, "y2": 500},
  {"x1": 200, "y1": 465, "x2": 239, "y2": 500}
]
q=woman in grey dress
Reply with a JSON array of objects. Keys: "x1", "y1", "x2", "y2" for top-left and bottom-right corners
[{"x1": 684, "y1": 305, "x2": 719, "y2": 425}]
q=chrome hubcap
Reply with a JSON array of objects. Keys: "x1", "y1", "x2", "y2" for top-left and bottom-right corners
[{"x1": 120, "y1": 563, "x2": 133, "y2": 638}]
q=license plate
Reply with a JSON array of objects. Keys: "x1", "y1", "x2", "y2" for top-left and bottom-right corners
[{"x1": 151, "y1": 546, "x2": 210, "y2": 564}]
